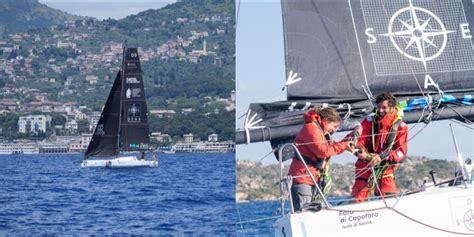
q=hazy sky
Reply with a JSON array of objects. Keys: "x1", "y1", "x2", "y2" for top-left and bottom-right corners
[
  {"x1": 39, "y1": 0, "x2": 176, "y2": 20},
  {"x1": 235, "y1": 0, "x2": 474, "y2": 164}
]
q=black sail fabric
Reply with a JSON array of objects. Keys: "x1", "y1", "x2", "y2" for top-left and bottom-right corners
[
  {"x1": 236, "y1": 0, "x2": 474, "y2": 144},
  {"x1": 119, "y1": 48, "x2": 150, "y2": 151},
  {"x1": 85, "y1": 72, "x2": 122, "y2": 157},
  {"x1": 283, "y1": 0, "x2": 474, "y2": 100}
]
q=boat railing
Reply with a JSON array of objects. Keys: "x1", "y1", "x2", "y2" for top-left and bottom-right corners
[{"x1": 278, "y1": 143, "x2": 330, "y2": 216}]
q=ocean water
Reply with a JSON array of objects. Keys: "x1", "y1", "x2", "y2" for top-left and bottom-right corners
[
  {"x1": 237, "y1": 198, "x2": 345, "y2": 236},
  {"x1": 236, "y1": 201, "x2": 281, "y2": 237},
  {"x1": 0, "y1": 153, "x2": 236, "y2": 236}
]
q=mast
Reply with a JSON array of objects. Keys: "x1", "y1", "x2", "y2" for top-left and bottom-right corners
[{"x1": 116, "y1": 45, "x2": 126, "y2": 156}]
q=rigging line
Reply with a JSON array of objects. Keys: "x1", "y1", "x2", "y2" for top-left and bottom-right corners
[
  {"x1": 307, "y1": 0, "x2": 362, "y2": 97},
  {"x1": 271, "y1": 89, "x2": 287, "y2": 102},
  {"x1": 289, "y1": 162, "x2": 399, "y2": 180},
  {"x1": 450, "y1": 119, "x2": 474, "y2": 130},
  {"x1": 391, "y1": 191, "x2": 406, "y2": 209},
  {"x1": 237, "y1": 148, "x2": 279, "y2": 175},
  {"x1": 357, "y1": 107, "x2": 457, "y2": 178},
  {"x1": 272, "y1": 108, "x2": 451, "y2": 189},
  {"x1": 237, "y1": 111, "x2": 248, "y2": 120},
  {"x1": 370, "y1": 167, "x2": 390, "y2": 207},
  {"x1": 348, "y1": 0, "x2": 374, "y2": 99},
  {"x1": 352, "y1": 121, "x2": 430, "y2": 179},
  {"x1": 327, "y1": 206, "x2": 388, "y2": 213},
  {"x1": 390, "y1": 207, "x2": 473, "y2": 236},
  {"x1": 355, "y1": 116, "x2": 434, "y2": 180},
  {"x1": 235, "y1": 0, "x2": 241, "y2": 31},
  {"x1": 297, "y1": 98, "x2": 455, "y2": 149},
  {"x1": 379, "y1": 0, "x2": 427, "y2": 99},
  {"x1": 235, "y1": 216, "x2": 281, "y2": 225},
  {"x1": 328, "y1": 204, "x2": 473, "y2": 235},
  {"x1": 349, "y1": 113, "x2": 431, "y2": 179},
  {"x1": 445, "y1": 104, "x2": 473, "y2": 124},
  {"x1": 287, "y1": 113, "x2": 430, "y2": 176},
  {"x1": 236, "y1": 203, "x2": 244, "y2": 230},
  {"x1": 294, "y1": 128, "x2": 413, "y2": 147}
]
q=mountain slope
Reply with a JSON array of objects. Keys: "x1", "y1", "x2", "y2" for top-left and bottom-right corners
[
  {"x1": 0, "y1": 0, "x2": 82, "y2": 34},
  {"x1": 0, "y1": 0, "x2": 235, "y2": 141}
]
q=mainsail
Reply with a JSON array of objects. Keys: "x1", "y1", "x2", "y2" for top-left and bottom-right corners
[
  {"x1": 85, "y1": 48, "x2": 150, "y2": 158},
  {"x1": 236, "y1": 0, "x2": 474, "y2": 144},
  {"x1": 119, "y1": 48, "x2": 150, "y2": 152}
]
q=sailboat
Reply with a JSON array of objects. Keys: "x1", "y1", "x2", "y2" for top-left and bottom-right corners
[
  {"x1": 81, "y1": 47, "x2": 157, "y2": 168},
  {"x1": 237, "y1": 0, "x2": 473, "y2": 236}
]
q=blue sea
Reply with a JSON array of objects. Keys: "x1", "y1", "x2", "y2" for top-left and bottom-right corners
[
  {"x1": 236, "y1": 201, "x2": 281, "y2": 237},
  {"x1": 237, "y1": 199, "x2": 345, "y2": 236},
  {"x1": 0, "y1": 153, "x2": 236, "y2": 236}
]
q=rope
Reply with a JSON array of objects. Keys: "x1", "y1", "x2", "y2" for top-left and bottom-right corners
[
  {"x1": 445, "y1": 104, "x2": 474, "y2": 125},
  {"x1": 236, "y1": 202, "x2": 244, "y2": 230},
  {"x1": 450, "y1": 119, "x2": 474, "y2": 130},
  {"x1": 327, "y1": 202, "x2": 473, "y2": 235},
  {"x1": 390, "y1": 208, "x2": 473, "y2": 235},
  {"x1": 379, "y1": 0, "x2": 428, "y2": 99},
  {"x1": 237, "y1": 147, "x2": 278, "y2": 174},
  {"x1": 342, "y1": 103, "x2": 352, "y2": 121},
  {"x1": 235, "y1": 215, "x2": 281, "y2": 225},
  {"x1": 235, "y1": 0, "x2": 241, "y2": 31}
]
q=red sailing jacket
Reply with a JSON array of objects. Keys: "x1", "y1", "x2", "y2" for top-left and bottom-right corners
[
  {"x1": 355, "y1": 111, "x2": 408, "y2": 179},
  {"x1": 288, "y1": 111, "x2": 348, "y2": 185}
]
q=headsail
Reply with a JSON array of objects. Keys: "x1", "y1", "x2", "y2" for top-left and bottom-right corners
[
  {"x1": 236, "y1": 0, "x2": 474, "y2": 144},
  {"x1": 119, "y1": 48, "x2": 150, "y2": 151},
  {"x1": 85, "y1": 72, "x2": 122, "y2": 157}
]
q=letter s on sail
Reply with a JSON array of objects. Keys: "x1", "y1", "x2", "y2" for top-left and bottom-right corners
[{"x1": 366, "y1": 28, "x2": 376, "y2": 44}]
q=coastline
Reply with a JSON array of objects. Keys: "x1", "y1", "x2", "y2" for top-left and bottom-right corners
[{"x1": 237, "y1": 157, "x2": 457, "y2": 202}]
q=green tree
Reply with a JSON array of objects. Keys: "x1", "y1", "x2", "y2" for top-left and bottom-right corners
[
  {"x1": 77, "y1": 119, "x2": 90, "y2": 134},
  {"x1": 49, "y1": 112, "x2": 66, "y2": 126}
]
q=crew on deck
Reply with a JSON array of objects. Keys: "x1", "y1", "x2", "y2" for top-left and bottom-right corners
[
  {"x1": 288, "y1": 107, "x2": 359, "y2": 211},
  {"x1": 351, "y1": 92, "x2": 408, "y2": 203}
]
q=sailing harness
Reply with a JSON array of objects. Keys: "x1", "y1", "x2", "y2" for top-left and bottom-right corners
[
  {"x1": 364, "y1": 113, "x2": 403, "y2": 194},
  {"x1": 294, "y1": 120, "x2": 333, "y2": 198}
]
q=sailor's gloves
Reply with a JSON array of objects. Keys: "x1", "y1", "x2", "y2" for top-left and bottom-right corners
[{"x1": 364, "y1": 153, "x2": 374, "y2": 162}]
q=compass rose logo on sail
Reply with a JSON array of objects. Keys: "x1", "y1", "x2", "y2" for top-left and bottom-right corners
[
  {"x1": 380, "y1": 1, "x2": 453, "y2": 70},
  {"x1": 362, "y1": 0, "x2": 473, "y2": 75}
]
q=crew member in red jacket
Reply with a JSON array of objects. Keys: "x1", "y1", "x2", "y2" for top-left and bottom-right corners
[
  {"x1": 351, "y1": 92, "x2": 408, "y2": 203},
  {"x1": 288, "y1": 107, "x2": 358, "y2": 211}
]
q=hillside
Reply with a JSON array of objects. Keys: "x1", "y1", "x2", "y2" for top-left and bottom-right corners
[
  {"x1": 237, "y1": 157, "x2": 458, "y2": 202},
  {"x1": 0, "y1": 0, "x2": 82, "y2": 34},
  {"x1": 0, "y1": 0, "x2": 235, "y2": 141}
]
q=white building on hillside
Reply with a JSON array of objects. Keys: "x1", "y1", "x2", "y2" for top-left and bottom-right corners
[{"x1": 18, "y1": 115, "x2": 51, "y2": 134}]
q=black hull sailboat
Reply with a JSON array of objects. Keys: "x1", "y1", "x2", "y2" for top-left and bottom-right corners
[{"x1": 82, "y1": 47, "x2": 157, "y2": 168}]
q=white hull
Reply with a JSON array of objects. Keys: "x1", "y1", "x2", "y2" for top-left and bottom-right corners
[
  {"x1": 275, "y1": 184, "x2": 474, "y2": 237},
  {"x1": 81, "y1": 156, "x2": 158, "y2": 168}
]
